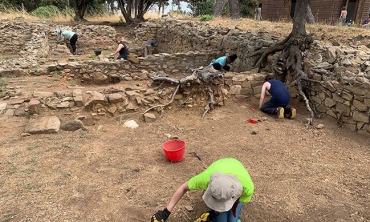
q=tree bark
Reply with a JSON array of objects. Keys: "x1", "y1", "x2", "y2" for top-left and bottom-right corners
[
  {"x1": 306, "y1": 4, "x2": 315, "y2": 24},
  {"x1": 291, "y1": 0, "x2": 308, "y2": 37},
  {"x1": 117, "y1": 0, "x2": 134, "y2": 24},
  {"x1": 117, "y1": 0, "x2": 154, "y2": 24},
  {"x1": 213, "y1": 0, "x2": 228, "y2": 17},
  {"x1": 74, "y1": 0, "x2": 92, "y2": 21},
  {"x1": 229, "y1": 0, "x2": 240, "y2": 19}
]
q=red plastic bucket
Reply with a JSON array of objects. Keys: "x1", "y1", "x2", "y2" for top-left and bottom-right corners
[{"x1": 162, "y1": 140, "x2": 186, "y2": 162}]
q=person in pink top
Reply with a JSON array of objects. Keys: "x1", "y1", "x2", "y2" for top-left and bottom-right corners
[{"x1": 339, "y1": 6, "x2": 347, "y2": 25}]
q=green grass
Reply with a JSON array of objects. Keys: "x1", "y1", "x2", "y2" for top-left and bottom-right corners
[
  {"x1": 2, "y1": 213, "x2": 17, "y2": 222},
  {"x1": 22, "y1": 167, "x2": 35, "y2": 174},
  {"x1": 62, "y1": 143, "x2": 78, "y2": 149},
  {"x1": 27, "y1": 144, "x2": 39, "y2": 150},
  {"x1": 7, "y1": 165, "x2": 16, "y2": 175},
  {"x1": 23, "y1": 182, "x2": 42, "y2": 191},
  {"x1": 0, "y1": 77, "x2": 8, "y2": 92},
  {"x1": 200, "y1": 14, "x2": 214, "y2": 21},
  {"x1": 25, "y1": 157, "x2": 38, "y2": 166},
  {"x1": 70, "y1": 79, "x2": 77, "y2": 86},
  {"x1": 61, "y1": 170, "x2": 71, "y2": 177}
]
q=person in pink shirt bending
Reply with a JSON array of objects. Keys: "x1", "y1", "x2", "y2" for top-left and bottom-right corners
[{"x1": 339, "y1": 6, "x2": 347, "y2": 25}]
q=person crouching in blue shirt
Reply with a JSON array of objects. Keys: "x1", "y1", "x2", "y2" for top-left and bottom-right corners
[
  {"x1": 210, "y1": 54, "x2": 237, "y2": 72},
  {"x1": 259, "y1": 74, "x2": 296, "y2": 119}
]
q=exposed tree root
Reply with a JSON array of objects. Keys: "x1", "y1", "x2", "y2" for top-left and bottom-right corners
[
  {"x1": 143, "y1": 84, "x2": 180, "y2": 117},
  {"x1": 251, "y1": 34, "x2": 315, "y2": 126},
  {"x1": 297, "y1": 78, "x2": 314, "y2": 127},
  {"x1": 144, "y1": 67, "x2": 226, "y2": 118}
]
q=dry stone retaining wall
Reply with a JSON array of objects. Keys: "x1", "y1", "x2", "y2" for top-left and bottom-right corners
[{"x1": 0, "y1": 18, "x2": 369, "y2": 137}]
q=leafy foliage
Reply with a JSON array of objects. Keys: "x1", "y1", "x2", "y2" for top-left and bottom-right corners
[
  {"x1": 200, "y1": 14, "x2": 214, "y2": 21},
  {"x1": 85, "y1": 2, "x2": 108, "y2": 16},
  {"x1": 31, "y1": 5, "x2": 61, "y2": 18},
  {"x1": 239, "y1": 0, "x2": 258, "y2": 17},
  {"x1": 187, "y1": 0, "x2": 215, "y2": 16}
]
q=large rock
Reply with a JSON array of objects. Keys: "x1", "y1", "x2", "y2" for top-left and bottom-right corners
[
  {"x1": 28, "y1": 99, "x2": 41, "y2": 115},
  {"x1": 24, "y1": 116, "x2": 61, "y2": 134},
  {"x1": 84, "y1": 91, "x2": 108, "y2": 110},
  {"x1": 61, "y1": 120, "x2": 88, "y2": 131}
]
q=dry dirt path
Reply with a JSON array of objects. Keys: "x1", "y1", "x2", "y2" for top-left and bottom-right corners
[{"x1": 0, "y1": 79, "x2": 369, "y2": 221}]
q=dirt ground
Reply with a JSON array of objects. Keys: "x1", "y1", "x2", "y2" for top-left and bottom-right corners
[
  {"x1": 0, "y1": 74, "x2": 369, "y2": 222},
  {"x1": 1, "y1": 22, "x2": 370, "y2": 222}
]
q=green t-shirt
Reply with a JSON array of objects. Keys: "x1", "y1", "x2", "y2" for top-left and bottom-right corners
[{"x1": 188, "y1": 158, "x2": 254, "y2": 202}]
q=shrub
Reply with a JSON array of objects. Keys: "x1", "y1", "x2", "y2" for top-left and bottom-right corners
[
  {"x1": 31, "y1": 5, "x2": 60, "y2": 18},
  {"x1": 189, "y1": 0, "x2": 215, "y2": 16},
  {"x1": 200, "y1": 14, "x2": 214, "y2": 21}
]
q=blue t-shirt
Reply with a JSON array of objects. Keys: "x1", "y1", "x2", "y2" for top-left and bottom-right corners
[
  {"x1": 268, "y1": 79, "x2": 290, "y2": 105},
  {"x1": 146, "y1": 39, "x2": 155, "y2": 46},
  {"x1": 210, "y1": 56, "x2": 227, "y2": 66},
  {"x1": 58, "y1": 30, "x2": 75, "y2": 40}
]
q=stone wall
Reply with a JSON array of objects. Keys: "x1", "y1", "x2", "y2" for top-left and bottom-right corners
[
  {"x1": 0, "y1": 17, "x2": 116, "y2": 59},
  {"x1": 0, "y1": 18, "x2": 369, "y2": 137},
  {"x1": 132, "y1": 18, "x2": 274, "y2": 72},
  {"x1": 46, "y1": 51, "x2": 220, "y2": 84}
]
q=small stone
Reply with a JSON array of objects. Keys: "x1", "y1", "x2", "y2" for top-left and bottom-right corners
[
  {"x1": 21, "y1": 133, "x2": 31, "y2": 137},
  {"x1": 251, "y1": 131, "x2": 257, "y2": 135},
  {"x1": 185, "y1": 205, "x2": 193, "y2": 212},
  {"x1": 123, "y1": 120, "x2": 139, "y2": 128},
  {"x1": 146, "y1": 200, "x2": 158, "y2": 207},
  {"x1": 74, "y1": 128, "x2": 87, "y2": 137},
  {"x1": 144, "y1": 113, "x2": 156, "y2": 122},
  {"x1": 316, "y1": 124, "x2": 325, "y2": 129}
]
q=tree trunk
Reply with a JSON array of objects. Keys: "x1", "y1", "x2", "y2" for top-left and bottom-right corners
[
  {"x1": 306, "y1": 4, "x2": 315, "y2": 24},
  {"x1": 117, "y1": 0, "x2": 134, "y2": 24},
  {"x1": 74, "y1": 0, "x2": 91, "y2": 21},
  {"x1": 158, "y1": 1, "x2": 162, "y2": 16},
  {"x1": 229, "y1": 0, "x2": 240, "y2": 19},
  {"x1": 134, "y1": 0, "x2": 138, "y2": 19},
  {"x1": 110, "y1": 1, "x2": 115, "y2": 14},
  {"x1": 291, "y1": 0, "x2": 308, "y2": 37},
  {"x1": 136, "y1": 0, "x2": 153, "y2": 22},
  {"x1": 250, "y1": 0, "x2": 315, "y2": 126},
  {"x1": 214, "y1": 0, "x2": 228, "y2": 17}
]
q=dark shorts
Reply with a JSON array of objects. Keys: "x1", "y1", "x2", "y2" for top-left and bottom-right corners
[{"x1": 117, "y1": 54, "x2": 128, "y2": 60}]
